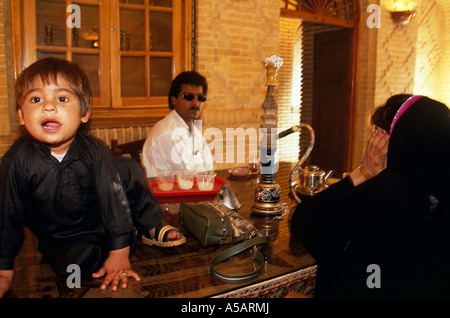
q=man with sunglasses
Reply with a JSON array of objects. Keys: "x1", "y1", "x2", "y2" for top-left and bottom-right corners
[{"x1": 142, "y1": 71, "x2": 214, "y2": 178}]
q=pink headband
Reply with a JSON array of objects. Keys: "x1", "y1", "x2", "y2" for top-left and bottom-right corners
[{"x1": 389, "y1": 95, "x2": 423, "y2": 135}]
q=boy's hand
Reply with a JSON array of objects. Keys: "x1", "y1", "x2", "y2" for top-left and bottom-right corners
[
  {"x1": 0, "y1": 270, "x2": 13, "y2": 298},
  {"x1": 92, "y1": 246, "x2": 140, "y2": 291}
]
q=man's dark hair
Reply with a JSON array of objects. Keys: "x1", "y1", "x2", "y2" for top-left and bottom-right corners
[{"x1": 168, "y1": 71, "x2": 208, "y2": 109}]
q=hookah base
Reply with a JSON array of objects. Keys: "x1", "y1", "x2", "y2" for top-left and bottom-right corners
[{"x1": 251, "y1": 202, "x2": 285, "y2": 216}]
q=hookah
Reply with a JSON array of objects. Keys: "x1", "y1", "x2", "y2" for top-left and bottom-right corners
[
  {"x1": 251, "y1": 55, "x2": 332, "y2": 216},
  {"x1": 250, "y1": 123, "x2": 315, "y2": 215},
  {"x1": 250, "y1": 55, "x2": 284, "y2": 216}
]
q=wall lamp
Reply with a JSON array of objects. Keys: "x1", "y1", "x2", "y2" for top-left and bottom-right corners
[{"x1": 383, "y1": 0, "x2": 420, "y2": 26}]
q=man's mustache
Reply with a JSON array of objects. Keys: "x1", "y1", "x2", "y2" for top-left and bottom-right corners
[{"x1": 190, "y1": 106, "x2": 201, "y2": 111}]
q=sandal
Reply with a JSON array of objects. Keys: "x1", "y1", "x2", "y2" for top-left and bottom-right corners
[{"x1": 141, "y1": 222, "x2": 186, "y2": 247}]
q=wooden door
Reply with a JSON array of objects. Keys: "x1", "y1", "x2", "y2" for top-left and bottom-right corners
[{"x1": 311, "y1": 28, "x2": 353, "y2": 176}]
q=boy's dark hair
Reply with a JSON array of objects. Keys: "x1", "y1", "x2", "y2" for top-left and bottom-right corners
[
  {"x1": 371, "y1": 94, "x2": 413, "y2": 132},
  {"x1": 15, "y1": 57, "x2": 93, "y2": 119},
  {"x1": 168, "y1": 71, "x2": 207, "y2": 109}
]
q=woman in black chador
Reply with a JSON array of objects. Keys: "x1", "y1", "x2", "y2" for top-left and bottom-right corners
[{"x1": 291, "y1": 95, "x2": 450, "y2": 298}]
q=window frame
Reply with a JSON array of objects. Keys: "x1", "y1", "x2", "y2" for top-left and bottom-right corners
[{"x1": 12, "y1": 0, "x2": 192, "y2": 129}]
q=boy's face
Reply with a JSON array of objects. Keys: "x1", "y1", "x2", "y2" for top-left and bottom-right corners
[{"x1": 17, "y1": 76, "x2": 90, "y2": 154}]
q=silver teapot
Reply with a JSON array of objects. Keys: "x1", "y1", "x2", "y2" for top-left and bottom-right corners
[
  {"x1": 295, "y1": 165, "x2": 333, "y2": 197},
  {"x1": 287, "y1": 124, "x2": 334, "y2": 203}
]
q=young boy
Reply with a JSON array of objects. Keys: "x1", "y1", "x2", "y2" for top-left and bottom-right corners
[{"x1": 0, "y1": 57, "x2": 185, "y2": 297}]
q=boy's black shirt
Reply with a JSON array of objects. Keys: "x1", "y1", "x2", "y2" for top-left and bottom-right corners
[{"x1": 0, "y1": 133, "x2": 133, "y2": 270}]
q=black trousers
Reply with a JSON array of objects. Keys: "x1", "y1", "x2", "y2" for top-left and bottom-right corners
[{"x1": 42, "y1": 157, "x2": 162, "y2": 279}]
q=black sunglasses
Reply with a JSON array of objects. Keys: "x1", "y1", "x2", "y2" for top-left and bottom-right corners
[{"x1": 180, "y1": 92, "x2": 207, "y2": 102}]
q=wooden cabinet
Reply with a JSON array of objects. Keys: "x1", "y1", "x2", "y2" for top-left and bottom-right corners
[{"x1": 13, "y1": 0, "x2": 192, "y2": 128}]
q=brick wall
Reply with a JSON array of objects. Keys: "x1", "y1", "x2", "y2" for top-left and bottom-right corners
[
  {"x1": 438, "y1": 0, "x2": 450, "y2": 106},
  {"x1": 195, "y1": 0, "x2": 279, "y2": 169},
  {"x1": 414, "y1": 0, "x2": 447, "y2": 103},
  {"x1": 355, "y1": 0, "x2": 426, "y2": 167},
  {"x1": 374, "y1": 4, "x2": 418, "y2": 105},
  {"x1": 89, "y1": 126, "x2": 151, "y2": 147}
]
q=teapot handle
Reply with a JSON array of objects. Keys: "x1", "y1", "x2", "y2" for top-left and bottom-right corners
[{"x1": 289, "y1": 124, "x2": 315, "y2": 204}]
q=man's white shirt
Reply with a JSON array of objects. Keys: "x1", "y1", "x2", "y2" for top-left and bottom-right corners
[{"x1": 143, "y1": 110, "x2": 213, "y2": 178}]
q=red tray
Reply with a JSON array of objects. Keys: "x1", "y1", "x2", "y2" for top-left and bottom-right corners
[{"x1": 148, "y1": 177, "x2": 227, "y2": 199}]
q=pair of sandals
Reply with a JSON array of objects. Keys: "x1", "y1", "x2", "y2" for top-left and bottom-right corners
[{"x1": 140, "y1": 222, "x2": 186, "y2": 247}]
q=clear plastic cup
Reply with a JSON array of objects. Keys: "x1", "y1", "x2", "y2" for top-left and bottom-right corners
[
  {"x1": 156, "y1": 170, "x2": 175, "y2": 191},
  {"x1": 196, "y1": 171, "x2": 216, "y2": 191},
  {"x1": 175, "y1": 170, "x2": 195, "y2": 190}
]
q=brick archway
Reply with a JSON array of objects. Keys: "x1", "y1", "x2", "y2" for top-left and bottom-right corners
[{"x1": 280, "y1": 0, "x2": 359, "y2": 28}]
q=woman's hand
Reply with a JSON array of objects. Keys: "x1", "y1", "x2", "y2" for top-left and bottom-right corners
[
  {"x1": 350, "y1": 129, "x2": 389, "y2": 186},
  {"x1": 92, "y1": 246, "x2": 140, "y2": 291},
  {"x1": 363, "y1": 129, "x2": 389, "y2": 175}
]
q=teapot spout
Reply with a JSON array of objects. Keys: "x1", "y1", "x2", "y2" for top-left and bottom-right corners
[{"x1": 324, "y1": 170, "x2": 334, "y2": 183}]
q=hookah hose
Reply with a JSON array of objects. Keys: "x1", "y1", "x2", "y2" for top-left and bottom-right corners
[
  {"x1": 276, "y1": 125, "x2": 301, "y2": 140},
  {"x1": 288, "y1": 124, "x2": 315, "y2": 204}
]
